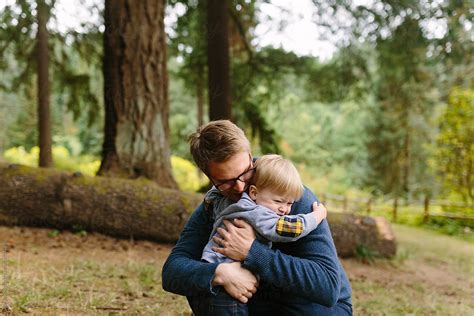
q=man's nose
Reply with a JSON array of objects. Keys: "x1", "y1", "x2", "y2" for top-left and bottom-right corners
[{"x1": 233, "y1": 179, "x2": 246, "y2": 192}]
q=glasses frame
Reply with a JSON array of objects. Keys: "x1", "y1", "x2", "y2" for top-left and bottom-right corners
[{"x1": 210, "y1": 154, "x2": 255, "y2": 192}]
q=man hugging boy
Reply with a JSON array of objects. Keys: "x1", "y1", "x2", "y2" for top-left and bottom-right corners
[{"x1": 202, "y1": 154, "x2": 327, "y2": 315}]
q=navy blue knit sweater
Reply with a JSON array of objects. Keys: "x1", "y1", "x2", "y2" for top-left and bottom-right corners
[{"x1": 162, "y1": 187, "x2": 352, "y2": 314}]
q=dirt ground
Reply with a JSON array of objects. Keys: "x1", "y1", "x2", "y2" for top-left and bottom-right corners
[{"x1": 0, "y1": 225, "x2": 472, "y2": 315}]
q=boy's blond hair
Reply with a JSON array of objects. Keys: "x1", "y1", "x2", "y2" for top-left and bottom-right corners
[
  {"x1": 188, "y1": 120, "x2": 250, "y2": 175},
  {"x1": 254, "y1": 154, "x2": 304, "y2": 200}
]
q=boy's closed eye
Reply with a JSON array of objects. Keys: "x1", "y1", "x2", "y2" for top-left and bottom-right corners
[{"x1": 273, "y1": 199, "x2": 294, "y2": 205}]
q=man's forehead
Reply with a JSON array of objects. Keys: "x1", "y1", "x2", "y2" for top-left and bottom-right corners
[{"x1": 208, "y1": 152, "x2": 250, "y2": 180}]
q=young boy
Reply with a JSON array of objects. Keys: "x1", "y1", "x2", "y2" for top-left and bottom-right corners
[{"x1": 201, "y1": 154, "x2": 327, "y2": 314}]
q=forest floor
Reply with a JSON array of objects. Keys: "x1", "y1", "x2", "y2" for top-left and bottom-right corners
[{"x1": 0, "y1": 224, "x2": 472, "y2": 315}]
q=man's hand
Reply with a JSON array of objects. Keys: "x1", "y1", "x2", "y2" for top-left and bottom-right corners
[
  {"x1": 212, "y1": 262, "x2": 258, "y2": 303},
  {"x1": 212, "y1": 219, "x2": 255, "y2": 261},
  {"x1": 312, "y1": 201, "x2": 327, "y2": 224}
]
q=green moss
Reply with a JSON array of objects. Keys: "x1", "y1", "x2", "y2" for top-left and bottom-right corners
[
  {"x1": 1, "y1": 163, "x2": 54, "y2": 183},
  {"x1": 1, "y1": 162, "x2": 201, "y2": 217}
]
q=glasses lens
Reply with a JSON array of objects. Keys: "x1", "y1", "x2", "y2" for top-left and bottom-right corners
[
  {"x1": 240, "y1": 168, "x2": 255, "y2": 181},
  {"x1": 216, "y1": 181, "x2": 234, "y2": 191}
]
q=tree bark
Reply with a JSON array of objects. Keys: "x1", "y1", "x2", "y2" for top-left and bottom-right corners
[
  {"x1": 36, "y1": 0, "x2": 53, "y2": 168},
  {"x1": 98, "y1": 0, "x2": 178, "y2": 189},
  {"x1": 0, "y1": 164, "x2": 397, "y2": 257},
  {"x1": 207, "y1": 0, "x2": 232, "y2": 120}
]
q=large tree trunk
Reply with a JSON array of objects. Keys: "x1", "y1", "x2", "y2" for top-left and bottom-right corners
[
  {"x1": 98, "y1": 0, "x2": 178, "y2": 189},
  {"x1": 207, "y1": 0, "x2": 232, "y2": 120},
  {"x1": 0, "y1": 164, "x2": 397, "y2": 257},
  {"x1": 36, "y1": 0, "x2": 53, "y2": 168}
]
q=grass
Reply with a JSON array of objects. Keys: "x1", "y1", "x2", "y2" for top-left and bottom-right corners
[
  {"x1": 0, "y1": 229, "x2": 191, "y2": 315},
  {"x1": 355, "y1": 204, "x2": 474, "y2": 242},
  {"x1": 350, "y1": 224, "x2": 474, "y2": 315},
  {"x1": 4, "y1": 258, "x2": 191, "y2": 314},
  {"x1": 0, "y1": 224, "x2": 472, "y2": 315}
]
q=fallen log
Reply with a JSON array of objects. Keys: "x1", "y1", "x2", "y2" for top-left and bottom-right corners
[
  {"x1": 0, "y1": 163, "x2": 202, "y2": 242},
  {"x1": 0, "y1": 163, "x2": 396, "y2": 257},
  {"x1": 328, "y1": 212, "x2": 396, "y2": 258}
]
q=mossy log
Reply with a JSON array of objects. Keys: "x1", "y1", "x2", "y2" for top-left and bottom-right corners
[
  {"x1": 0, "y1": 163, "x2": 202, "y2": 242},
  {"x1": 0, "y1": 163, "x2": 396, "y2": 257}
]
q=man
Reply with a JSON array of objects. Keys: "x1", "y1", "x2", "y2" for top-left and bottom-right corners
[{"x1": 162, "y1": 120, "x2": 352, "y2": 315}]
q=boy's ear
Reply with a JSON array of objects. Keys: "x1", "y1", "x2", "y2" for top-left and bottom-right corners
[{"x1": 248, "y1": 185, "x2": 257, "y2": 200}]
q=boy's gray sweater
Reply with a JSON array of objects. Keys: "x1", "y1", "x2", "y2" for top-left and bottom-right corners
[{"x1": 201, "y1": 189, "x2": 319, "y2": 263}]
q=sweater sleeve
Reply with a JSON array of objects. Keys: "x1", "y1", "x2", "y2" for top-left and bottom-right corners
[
  {"x1": 247, "y1": 205, "x2": 319, "y2": 243},
  {"x1": 161, "y1": 203, "x2": 219, "y2": 295},
  {"x1": 241, "y1": 187, "x2": 341, "y2": 307}
]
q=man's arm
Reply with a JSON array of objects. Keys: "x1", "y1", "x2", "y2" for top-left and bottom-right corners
[
  {"x1": 161, "y1": 203, "x2": 219, "y2": 295},
  {"x1": 161, "y1": 203, "x2": 258, "y2": 301},
  {"x1": 244, "y1": 219, "x2": 340, "y2": 306}
]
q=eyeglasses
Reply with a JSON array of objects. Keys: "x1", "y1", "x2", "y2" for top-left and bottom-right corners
[{"x1": 211, "y1": 156, "x2": 255, "y2": 192}]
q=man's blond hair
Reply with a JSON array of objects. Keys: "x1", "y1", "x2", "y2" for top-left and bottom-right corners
[
  {"x1": 188, "y1": 120, "x2": 250, "y2": 174},
  {"x1": 254, "y1": 154, "x2": 304, "y2": 200}
]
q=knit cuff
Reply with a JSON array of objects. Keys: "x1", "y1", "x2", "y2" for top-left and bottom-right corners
[
  {"x1": 242, "y1": 240, "x2": 272, "y2": 278},
  {"x1": 204, "y1": 263, "x2": 220, "y2": 295}
]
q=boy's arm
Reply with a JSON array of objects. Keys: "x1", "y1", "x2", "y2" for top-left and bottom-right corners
[{"x1": 241, "y1": 205, "x2": 321, "y2": 243}]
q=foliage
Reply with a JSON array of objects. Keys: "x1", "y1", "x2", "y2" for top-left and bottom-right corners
[
  {"x1": 305, "y1": 46, "x2": 371, "y2": 103},
  {"x1": 0, "y1": 0, "x2": 472, "y2": 206},
  {"x1": 170, "y1": 156, "x2": 208, "y2": 192},
  {"x1": 365, "y1": 202, "x2": 474, "y2": 241},
  {"x1": 435, "y1": 88, "x2": 474, "y2": 203},
  {"x1": 355, "y1": 244, "x2": 378, "y2": 264},
  {"x1": 3, "y1": 146, "x2": 100, "y2": 176},
  {"x1": 0, "y1": 0, "x2": 104, "y2": 155},
  {"x1": 168, "y1": 59, "x2": 199, "y2": 160},
  {"x1": 426, "y1": 217, "x2": 474, "y2": 240},
  {"x1": 168, "y1": 0, "x2": 282, "y2": 153},
  {"x1": 363, "y1": 17, "x2": 435, "y2": 199}
]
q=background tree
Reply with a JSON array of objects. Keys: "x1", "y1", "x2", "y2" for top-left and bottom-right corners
[
  {"x1": 436, "y1": 88, "x2": 474, "y2": 203},
  {"x1": 365, "y1": 17, "x2": 434, "y2": 200},
  {"x1": 168, "y1": 0, "x2": 281, "y2": 153},
  {"x1": 0, "y1": 0, "x2": 102, "y2": 158},
  {"x1": 98, "y1": 0, "x2": 178, "y2": 189},
  {"x1": 207, "y1": 0, "x2": 232, "y2": 120},
  {"x1": 36, "y1": 0, "x2": 53, "y2": 167}
]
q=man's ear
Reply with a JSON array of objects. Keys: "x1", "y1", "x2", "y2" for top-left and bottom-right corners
[{"x1": 249, "y1": 185, "x2": 257, "y2": 200}]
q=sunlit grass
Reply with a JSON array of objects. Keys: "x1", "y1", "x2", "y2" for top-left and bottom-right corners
[
  {"x1": 3, "y1": 253, "x2": 191, "y2": 314},
  {"x1": 350, "y1": 224, "x2": 474, "y2": 315}
]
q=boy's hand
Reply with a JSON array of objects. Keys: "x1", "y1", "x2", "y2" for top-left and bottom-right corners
[{"x1": 312, "y1": 201, "x2": 327, "y2": 224}]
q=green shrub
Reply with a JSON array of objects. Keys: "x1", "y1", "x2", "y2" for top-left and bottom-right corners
[
  {"x1": 171, "y1": 156, "x2": 208, "y2": 192},
  {"x1": 3, "y1": 146, "x2": 100, "y2": 176}
]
